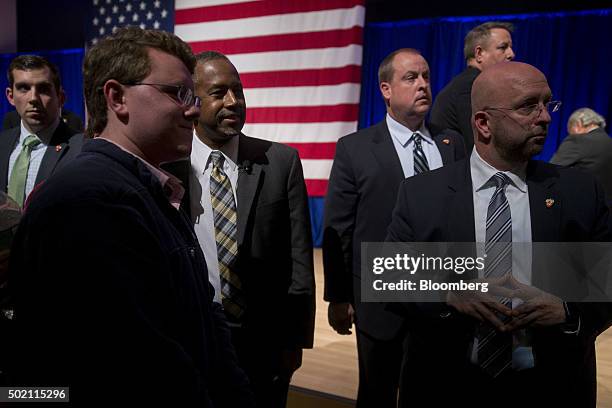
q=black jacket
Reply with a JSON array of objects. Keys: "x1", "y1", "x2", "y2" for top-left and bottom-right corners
[{"x1": 5, "y1": 139, "x2": 254, "y2": 407}]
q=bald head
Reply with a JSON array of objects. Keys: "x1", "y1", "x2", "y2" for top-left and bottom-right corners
[
  {"x1": 472, "y1": 62, "x2": 548, "y2": 113},
  {"x1": 471, "y1": 62, "x2": 553, "y2": 170}
]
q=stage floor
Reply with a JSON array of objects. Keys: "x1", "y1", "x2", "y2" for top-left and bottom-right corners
[{"x1": 291, "y1": 249, "x2": 612, "y2": 406}]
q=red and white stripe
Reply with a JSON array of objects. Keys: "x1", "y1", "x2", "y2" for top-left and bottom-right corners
[{"x1": 175, "y1": 0, "x2": 365, "y2": 196}]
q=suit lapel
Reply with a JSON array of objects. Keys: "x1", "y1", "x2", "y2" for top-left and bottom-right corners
[
  {"x1": 446, "y1": 160, "x2": 476, "y2": 242},
  {"x1": 35, "y1": 122, "x2": 73, "y2": 184},
  {"x1": 0, "y1": 127, "x2": 20, "y2": 192},
  {"x1": 236, "y1": 135, "x2": 262, "y2": 246},
  {"x1": 371, "y1": 121, "x2": 404, "y2": 187},
  {"x1": 526, "y1": 161, "x2": 560, "y2": 242},
  {"x1": 433, "y1": 133, "x2": 455, "y2": 165}
]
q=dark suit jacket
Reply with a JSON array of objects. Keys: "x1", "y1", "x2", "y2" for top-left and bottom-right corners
[
  {"x1": 551, "y1": 127, "x2": 612, "y2": 205},
  {"x1": 386, "y1": 158, "x2": 612, "y2": 406},
  {"x1": 430, "y1": 66, "x2": 480, "y2": 151},
  {"x1": 165, "y1": 134, "x2": 316, "y2": 350},
  {"x1": 0, "y1": 121, "x2": 85, "y2": 195},
  {"x1": 322, "y1": 119, "x2": 466, "y2": 340}
]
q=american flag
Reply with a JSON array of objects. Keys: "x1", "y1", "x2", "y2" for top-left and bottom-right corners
[
  {"x1": 86, "y1": 0, "x2": 175, "y2": 45},
  {"x1": 87, "y1": 0, "x2": 365, "y2": 196}
]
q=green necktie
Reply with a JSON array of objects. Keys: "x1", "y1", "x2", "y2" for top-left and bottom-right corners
[{"x1": 7, "y1": 134, "x2": 42, "y2": 207}]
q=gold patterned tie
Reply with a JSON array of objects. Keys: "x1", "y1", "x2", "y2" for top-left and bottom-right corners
[{"x1": 209, "y1": 150, "x2": 245, "y2": 320}]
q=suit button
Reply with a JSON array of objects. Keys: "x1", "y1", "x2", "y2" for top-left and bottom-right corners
[
  {"x1": 188, "y1": 248, "x2": 196, "y2": 258},
  {"x1": 439, "y1": 311, "x2": 452, "y2": 318}
]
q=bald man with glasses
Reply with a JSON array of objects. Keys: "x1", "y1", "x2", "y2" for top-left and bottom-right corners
[{"x1": 387, "y1": 62, "x2": 611, "y2": 407}]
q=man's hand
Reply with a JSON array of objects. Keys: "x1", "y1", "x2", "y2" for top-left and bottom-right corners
[
  {"x1": 328, "y1": 302, "x2": 355, "y2": 335},
  {"x1": 446, "y1": 275, "x2": 516, "y2": 331},
  {"x1": 503, "y1": 283, "x2": 566, "y2": 331}
]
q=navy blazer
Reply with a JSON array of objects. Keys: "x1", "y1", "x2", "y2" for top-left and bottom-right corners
[
  {"x1": 386, "y1": 158, "x2": 612, "y2": 407},
  {"x1": 5, "y1": 139, "x2": 254, "y2": 407},
  {"x1": 322, "y1": 119, "x2": 466, "y2": 340}
]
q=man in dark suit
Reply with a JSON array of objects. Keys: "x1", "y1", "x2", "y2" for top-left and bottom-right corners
[
  {"x1": 171, "y1": 51, "x2": 315, "y2": 407},
  {"x1": 0, "y1": 55, "x2": 84, "y2": 207},
  {"x1": 387, "y1": 62, "x2": 612, "y2": 407},
  {"x1": 323, "y1": 48, "x2": 465, "y2": 406},
  {"x1": 551, "y1": 107, "x2": 612, "y2": 206},
  {"x1": 431, "y1": 21, "x2": 515, "y2": 151},
  {"x1": 4, "y1": 28, "x2": 253, "y2": 406}
]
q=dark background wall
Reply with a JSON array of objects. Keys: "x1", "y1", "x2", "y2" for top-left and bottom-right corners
[
  {"x1": 365, "y1": 0, "x2": 611, "y2": 22},
  {"x1": 15, "y1": 0, "x2": 610, "y2": 51}
]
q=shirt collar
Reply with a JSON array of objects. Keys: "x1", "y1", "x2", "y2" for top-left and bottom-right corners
[
  {"x1": 386, "y1": 113, "x2": 432, "y2": 147},
  {"x1": 470, "y1": 148, "x2": 527, "y2": 193},
  {"x1": 19, "y1": 116, "x2": 60, "y2": 147},
  {"x1": 191, "y1": 130, "x2": 239, "y2": 174},
  {"x1": 97, "y1": 137, "x2": 185, "y2": 209}
]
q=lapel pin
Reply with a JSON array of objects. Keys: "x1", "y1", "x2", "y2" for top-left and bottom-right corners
[
  {"x1": 545, "y1": 198, "x2": 555, "y2": 208},
  {"x1": 55, "y1": 145, "x2": 62, "y2": 152},
  {"x1": 442, "y1": 138, "x2": 450, "y2": 145}
]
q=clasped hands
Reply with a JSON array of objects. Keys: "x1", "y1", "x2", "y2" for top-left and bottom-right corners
[{"x1": 446, "y1": 274, "x2": 567, "y2": 332}]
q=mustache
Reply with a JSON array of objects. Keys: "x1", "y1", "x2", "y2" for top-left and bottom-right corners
[{"x1": 217, "y1": 109, "x2": 243, "y2": 120}]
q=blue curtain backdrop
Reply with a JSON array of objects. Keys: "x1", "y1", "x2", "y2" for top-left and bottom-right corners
[
  {"x1": 0, "y1": 48, "x2": 85, "y2": 124},
  {"x1": 2, "y1": 9, "x2": 610, "y2": 247},
  {"x1": 360, "y1": 8, "x2": 612, "y2": 159}
]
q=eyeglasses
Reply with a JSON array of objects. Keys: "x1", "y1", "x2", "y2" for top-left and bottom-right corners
[
  {"x1": 485, "y1": 100, "x2": 562, "y2": 117},
  {"x1": 122, "y1": 82, "x2": 201, "y2": 108}
]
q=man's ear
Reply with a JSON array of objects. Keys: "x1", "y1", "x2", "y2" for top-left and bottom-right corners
[
  {"x1": 474, "y1": 45, "x2": 484, "y2": 64},
  {"x1": 379, "y1": 81, "x2": 391, "y2": 105},
  {"x1": 104, "y1": 79, "x2": 128, "y2": 117},
  {"x1": 474, "y1": 111, "x2": 492, "y2": 143},
  {"x1": 6, "y1": 87, "x2": 15, "y2": 107}
]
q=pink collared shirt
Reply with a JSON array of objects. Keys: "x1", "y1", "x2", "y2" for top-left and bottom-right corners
[{"x1": 97, "y1": 138, "x2": 184, "y2": 210}]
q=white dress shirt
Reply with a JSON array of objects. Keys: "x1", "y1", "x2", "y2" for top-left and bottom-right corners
[
  {"x1": 190, "y1": 132, "x2": 239, "y2": 303},
  {"x1": 386, "y1": 113, "x2": 443, "y2": 178},
  {"x1": 470, "y1": 148, "x2": 534, "y2": 369}
]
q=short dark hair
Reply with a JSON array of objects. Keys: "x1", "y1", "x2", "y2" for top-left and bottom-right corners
[
  {"x1": 7, "y1": 55, "x2": 62, "y2": 93},
  {"x1": 83, "y1": 26, "x2": 196, "y2": 138},
  {"x1": 464, "y1": 21, "x2": 514, "y2": 61},
  {"x1": 378, "y1": 48, "x2": 422, "y2": 85},
  {"x1": 195, "y1": 50, "x2": 231, "y2": 65},
  {"x1": 193, "y1": 51, "x2": 235, "y2": 84}
]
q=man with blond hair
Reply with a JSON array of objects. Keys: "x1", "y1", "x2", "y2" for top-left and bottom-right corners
[{"x1": 431, "y1": 21, "x2": 515, "y2": 150}]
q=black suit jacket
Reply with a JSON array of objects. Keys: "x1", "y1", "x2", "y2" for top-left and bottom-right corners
[
  {"x1": 322, "y1": 119, "x2": 466, "y2": 340},
  {"x1": 430, "y1": 66, "x2": 480, "y2": 151},
  {"x1": 386, "y1": 158, "x2": 612, "y2": 406},
  {"x1": 165, "y1": 134, "x2": 316, "y2": 350},
  {"x1": 0, "y1": 121, "x2": 85, "y2": 195},
  {"x1": 551, "y1": 127, "x2": 612, "y2": 205}
]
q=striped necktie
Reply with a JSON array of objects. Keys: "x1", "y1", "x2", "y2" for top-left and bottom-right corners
[
  {"x1": 477, "y1": 172, "x2": 513, "y2": 377},
  {"x1": 7, "y1": 134, "x2": 42, "y2": 207},
  {"x1": 412, "y1": 132, "x2": 429, "y2": 175},
  {"x1": 209, "y1": 150, "x2": 245, "y2": 320}
]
